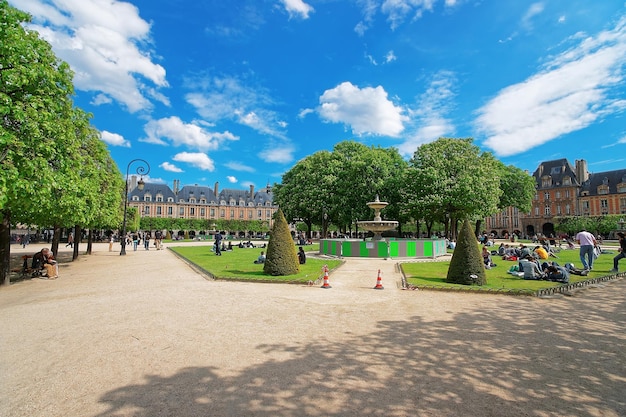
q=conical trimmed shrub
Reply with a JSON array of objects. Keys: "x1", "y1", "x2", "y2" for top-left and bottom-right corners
[
  {"x1": 264, "y1": 209, "x2": 300, "y2": 276},
  {"x1": 446, "y1": 219, "x2": 487, "y2": 285}
]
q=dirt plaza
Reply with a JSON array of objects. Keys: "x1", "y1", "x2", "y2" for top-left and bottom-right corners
[{"x1": 1, "y1": 242, "x2": 624, "y2": 417}]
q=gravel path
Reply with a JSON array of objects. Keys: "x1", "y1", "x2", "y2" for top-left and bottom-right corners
[{"x1": 1, "y1": 242, "x2": 624, "y2": 417}]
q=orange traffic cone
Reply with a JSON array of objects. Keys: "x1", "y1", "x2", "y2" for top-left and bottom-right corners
[
  {"x1": 321, "y1": 265, "x2": 331, "y2": 289},
  {"x1": 373, "y1": 269, "x2": 384, "y2": 290}
]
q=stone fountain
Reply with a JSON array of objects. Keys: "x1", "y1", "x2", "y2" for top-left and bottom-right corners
[
  {"x1": 356, "y1": 195, "x2": 398, "y2": 240},
  {"x1": 319, "y1": 195, "x2": 446, "y2": 259}
]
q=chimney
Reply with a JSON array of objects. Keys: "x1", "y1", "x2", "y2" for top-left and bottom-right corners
[
  {"x1": 575, "y1": 159, "x2": 589, "y2": 183},
  {"x1": 173, "y1": 179, "x2": 179, "y2": 194},
  {"x1": 214, "y1": 181, "x2": 219, "y2": 196},
  {"x1": 250, "y1": 184, "x2": 255, "y2": 196}
]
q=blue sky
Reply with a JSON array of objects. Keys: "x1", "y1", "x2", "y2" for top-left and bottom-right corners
[{"x1": 9, "y1": 0, "x2": 626, "y2": 190}]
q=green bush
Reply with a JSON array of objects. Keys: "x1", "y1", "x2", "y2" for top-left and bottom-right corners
[
  {"x1": 264, "y1": 209, "x2": 300, "y2": 276},
  {"x1": 446, "y1": 219, "x2": 487, "y2": 285}
]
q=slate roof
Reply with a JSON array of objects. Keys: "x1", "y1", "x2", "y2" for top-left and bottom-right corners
[
  {"x1": 129, "y1": 183, "x2": 274, "y2": 205},
  {"x1": 532, "y1": 158, "x2": 580, "y2": 188},
  {"x1": 580, "y1": 169, "x2": 626, "y2": 196}
]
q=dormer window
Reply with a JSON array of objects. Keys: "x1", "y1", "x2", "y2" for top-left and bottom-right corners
[
  {"x1": 563, "y1": 176, "x2": 571, "y2": 186},
  {"x1": 541, "y1": 176, "x2": 551, "y2": 188}
]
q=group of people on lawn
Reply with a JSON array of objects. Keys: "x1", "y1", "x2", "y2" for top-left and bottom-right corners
[{"x1": 484, "y1": 228, "x2": 626, "y2": 283}]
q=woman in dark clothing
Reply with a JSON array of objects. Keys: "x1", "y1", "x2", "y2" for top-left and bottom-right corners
[
  {"x1": 298, "y1": 247, "x2": 306, "y2": 264},
  {"x1": 611, "y1": 232, "x2": 626, "y2": 272}
]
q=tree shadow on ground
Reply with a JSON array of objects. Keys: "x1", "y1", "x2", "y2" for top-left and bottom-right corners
[{"x1": 95, "y1": 280, "x2": 626, "y2": 417}]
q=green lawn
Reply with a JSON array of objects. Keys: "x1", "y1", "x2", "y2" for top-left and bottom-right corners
[
  {"x1": 401, "y1": 245, "x2": 620, "y2": 293},
  {"x1": 169, "y1": 240, "x2": 620, "y2": 291},
  {"x1": 170, "y1": 243, "x2": 342, "y2": 283}
]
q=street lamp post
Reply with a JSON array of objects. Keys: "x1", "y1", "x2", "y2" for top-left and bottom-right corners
[{"x1": 120, "y1": 159, "x2": 150, "y2": 255}]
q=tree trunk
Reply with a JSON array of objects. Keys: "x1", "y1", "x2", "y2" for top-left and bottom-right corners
[
  {"x1": 0, "y1": 210, "x2": 11, "y2": 286},
  {"x1": 51, "y1": 225, "x2": 61, "y2": 258},
  {"x1": 86, "y1": 228, "x2": 93, "y2": 255},
  {"x1": 72, "y1": 224, "x2": 80, "y2": 260},
  {"x1": 474, "y1": 219, "x2": 482, "y2": 237}
]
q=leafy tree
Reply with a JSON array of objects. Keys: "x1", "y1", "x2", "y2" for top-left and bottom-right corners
[
  {"x1": 0, "y1": 1, "x2": 75, "y2": 285},
  {"x1": 331, "y1": 142, "x2": 406, "y2": 236},
  {"x1": 264, "y1": 209, "x2": 299, "y2": 276},
  {"x1": 446, "y1": 219, "x2": 486, "y2": 285},
  {"x1": 405, "y1": 138, "x2": 501, "y2": 238},
  {"x1": 274, "y1": 141, "x2": 407, "y2": 238},
  {"x1": 497, "y1": 162, "x2": 536, "y2": 213},
  {"x1": 273, "y1": 150, "x2": 336, "y2": 238}
]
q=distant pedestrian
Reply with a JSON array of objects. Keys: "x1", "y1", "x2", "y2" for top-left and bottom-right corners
[
  {"x1": 611, "y1": 232, "x2": 626, "y2": 273},
  {"x1": 575, "y1": 229, "x2": 597, "y2": 270},
  {"x1": 66, "y1": 232, "x2": 74, "y2": 248},
  {"x1": 22, "y1": 234, "x2": 30, "y2": 248},
  {"x1": 144, "y1": 232, "x2": 150, "y2": 250},
  {"x1": 214, "y1": 232, "x2": 222, "y2": 256},
  {"x1": 298, "y1": 247, "x2": 306, "y2": 264}
]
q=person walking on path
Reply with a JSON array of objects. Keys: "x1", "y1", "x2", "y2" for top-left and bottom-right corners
[
  {"x1": 611, "y1": 232, "x2": 626, "y2": 273},
  {"x1": 66, "y1": 232, "x2": 74, "y2": 248},
  {"x1": 144, "y1": 232, "x2": 150, "y2": 250},
  {"x1": 576, "y1": 229, "x2": 597, "y2": 270}
]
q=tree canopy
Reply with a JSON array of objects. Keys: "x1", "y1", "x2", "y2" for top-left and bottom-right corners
[
  {"x1": 274, "y1": 138, "x2": 535, "y2": 240},
  {"x1": 0, "y1": 0, "x2": 123, "y2": 284}
]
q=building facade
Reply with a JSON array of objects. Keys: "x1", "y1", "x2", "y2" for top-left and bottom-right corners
[
  {"x1": 127, "y1": 178, "x2": 278, "y2": 231},
  {"x1": 485, "y1": 158, "x2": 626, "y2": 238}
]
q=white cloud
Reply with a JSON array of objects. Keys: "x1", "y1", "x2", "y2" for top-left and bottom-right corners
[
  {"x1": 398, "y1": 71, "x2": 457, "y2": 155},
  {"x1": 224, "y1": 162, "x2": 256, "y2": 173},
  {"x1": 381, "y1": 0, "x2": 437, "y2": 30},
  {"x1": 522, "y1": 3, "x2": 545, "y2": 29},
  {"x1": 298, "y1": 108, "x2": 314, "y2": 118},
  {"x1": 280, "y1": 0, "x2": 314, "y2": 19},
  {"x1": 172, "y1": 152, "x2": 215, "y2": 171},
  {"x1": 227, "y1": 176, "x2": 238, "y2": 183},
  {"x1": 141, "y1": 116, "x2": 239, "y2": 152},
  {"x1": 13, "y1": 0, "x2": 169, "y2": 113},
  {"x1": 260, "y1": 144, "x2": 295, "y2": 164},
  {"x1": 100, "y1": 130, "x2": 130, "y2": 147},
  {"x1": 185, "y1": 73, "x2": 287, "y2": 138},
  {"x1": 159, "y1": 162, "x2": 183, "y2": 173},
  {"x1": 476, "y1": 16, "x2": 626, "y2": 157},
  {"x1": 318, "y1": 81, "x2": 407, "y2": 137},
  {"x1": 385, "y1": 50, "x2": 397, "y2": 63}
]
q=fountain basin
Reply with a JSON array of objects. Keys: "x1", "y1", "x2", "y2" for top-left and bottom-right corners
[{"x1": 319, "y1": 238, "x2": 447, "y2": 259}]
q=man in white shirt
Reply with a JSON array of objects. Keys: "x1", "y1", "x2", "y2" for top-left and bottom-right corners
[{"x1": 575, "y1": 229, "x2": 597, "y2": 270}]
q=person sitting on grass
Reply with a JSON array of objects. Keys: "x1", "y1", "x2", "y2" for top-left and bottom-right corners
[
  {"x1": 545, "y1": 264, "x2": 570, "y2": 283},
  {"x1": 253, "y1": 251, "x2": 266, "y2": 264},
  {"x1": 518, "y1": 255, "x2": 545, "y2": 280}
]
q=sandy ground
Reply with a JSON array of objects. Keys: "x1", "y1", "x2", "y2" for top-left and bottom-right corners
[{"x1": 1, "y1": 242, "x2": 625, "y2": 417}]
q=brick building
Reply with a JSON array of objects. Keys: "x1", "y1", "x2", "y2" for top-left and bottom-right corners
[
  {"x1": 126, "y1": 177, "x2": 277, "y2": 232},
  {"x1": 485, "y1": 158, "x2": 626, "y2": 239}
]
